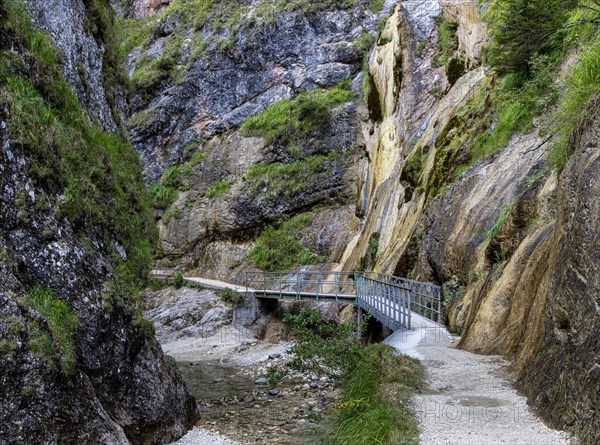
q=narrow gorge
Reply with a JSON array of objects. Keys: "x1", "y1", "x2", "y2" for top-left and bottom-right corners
[{"x1": 1, "y1": 0, "x2": 599, "y2": 444}]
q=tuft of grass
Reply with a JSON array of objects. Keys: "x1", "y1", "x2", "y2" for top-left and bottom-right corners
[
  {"x1": 330, "y1": 344, "x2": 422, "y2": 445},
  {"x1": 218, "y1": 288, "x2": 243, "y2": 305},
  {"x1": 150, "y1": 182, "x2": 178, "y2": 210},
  {"x1": 205, "y1": 181, "x2": 232, "y2": 198},
  {"x1": 247, "y1": 214, "x2": 324, "y2": 272},
  {"x1": 550, "y1": 36, "x2": 600, "y2": 171},
  {"x1": 162, "y1": 206, "x2": 182, "y2": 224},
  {"x1": 283, "y1": 308, "x2": 423, "y2": 445},
  {"x1": 183, "y1": 150, "x2": 205, "y2": 173},
  {"x1": 24, "y1": 287, "x2": 78, "y2": 375}
]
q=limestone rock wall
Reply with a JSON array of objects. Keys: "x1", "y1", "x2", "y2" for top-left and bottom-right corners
[
  {"x1": 338, "y1": 2, "x2": 599, "y2": 443},
  {"x1": 0, "y1": 2, "x2": 198, "y2": 444}
]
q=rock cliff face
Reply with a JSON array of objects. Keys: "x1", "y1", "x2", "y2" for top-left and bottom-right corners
[
  {"x1": 0, "y1": 1, "x2": 198, "y2": 444},
  {"x1": 125, "y1": 0, "x2": 392, "y2": 277},
  {"x1": 124, "y1": 1, "x2": 598, "y2": 443},
  {"x1": 332, "y1": 1, "x2": 599, "y2": 443}
]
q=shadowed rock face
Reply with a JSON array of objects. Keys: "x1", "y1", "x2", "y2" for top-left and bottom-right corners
[
  {"x1": 0, "y1": 1, "x2": 199, "y2": 444},
  {"x1": 517, "y1": 100, "x2": 600, "y2": 441},
  {"x1": 127, "y1": 1, "x2": 382, "y2": 182}
]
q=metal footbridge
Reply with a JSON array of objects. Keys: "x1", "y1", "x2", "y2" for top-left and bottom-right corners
[
  {"x1": 244, "y1": 271, "x2": 441, "y2": 330},
  {"x1": 150, "y1": 269, "x2": 442, "y2": 331}
]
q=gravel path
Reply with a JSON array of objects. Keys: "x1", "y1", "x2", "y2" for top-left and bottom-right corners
[
  {"x1": 169, "y1": 428, "x2": 244, "y2": 445},
  {"x1": 385, "y1": 314, "x2": 573, "y2": 445}
]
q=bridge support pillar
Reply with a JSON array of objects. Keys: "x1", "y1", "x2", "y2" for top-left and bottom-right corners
[{"x1": 357, "y1": 306, "x2": 363, "y2": 339}]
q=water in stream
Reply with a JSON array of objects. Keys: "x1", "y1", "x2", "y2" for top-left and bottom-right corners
[{"x1": 178, "y1": 361, "x2": 337, "y2": 444}]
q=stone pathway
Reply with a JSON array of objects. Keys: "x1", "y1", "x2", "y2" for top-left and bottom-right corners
[{"x1": 385, "y1": 313, "x2": 573, "y2": 445}]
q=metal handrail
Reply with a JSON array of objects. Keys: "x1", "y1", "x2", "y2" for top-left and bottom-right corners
[{"x1": 245, "y1": 270, "x2": 442, "y2": 330}]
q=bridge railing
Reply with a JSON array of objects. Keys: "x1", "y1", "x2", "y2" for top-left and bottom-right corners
[
  {"x1": 245, "y1": 271, "x2": 358, "y2": 302},
  {"x1": 357, "y1": 273, "x2": 442, "y2": 330},
  {"x1": 245, "y1": 270, "x2": 442, "y2": 329}
]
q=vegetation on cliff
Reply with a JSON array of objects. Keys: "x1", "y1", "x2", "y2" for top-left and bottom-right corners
[
  {"x1": 247, "y1": 214, "x2": 324, "y2": 272},
  {"x1": 428, "y1": 0, "x2": 600, "y2": 202},
  {"x1": 242, "y1": 80, "x2": 355, "y2": 147}
]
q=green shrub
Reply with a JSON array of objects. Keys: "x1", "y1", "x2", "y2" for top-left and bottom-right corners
[
  {"x1": 133, "y1": 314, "x2": 156, "y2": 339},
  {"x1": 436, "y1": 15, "x2": 458, "y2": 67},
  {"x1": 353, "y1": 32, "x2": 376, "y2": 53},
  {"x1": 368, "y1": 0, "x2": 385, "y2": 14},
  {"x1": 401, "y1": 147, "x2": 429, "y2": 187},
  {"x1": 24, "y1": 287, "x2": 78, "y2": 374},
  {"x1": 218, "y1": 288, "x2": 243, "y2": 305},
  {"x1": 284, "y1": 307, "x2": 361, "y2": 378},
  {"x1": 247, "y1": 214, "x2": 324, "y2": 272},
  {"x1": 484, "y1": 0, "x2": 578, "y2": 76},
  {"x1": 173, "y1": 271, "x2": 185, "y2": 289},
  {"x1": 359, "y1": 232, "x2": 380, "y2": 271},
  {"x1": 242, "y1": 80, "x2": 354, "y2": 146}
]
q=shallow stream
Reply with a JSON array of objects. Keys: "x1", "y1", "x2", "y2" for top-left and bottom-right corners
[{"x1": 178, "y1": 361, "x2": 337, "y2": 445}]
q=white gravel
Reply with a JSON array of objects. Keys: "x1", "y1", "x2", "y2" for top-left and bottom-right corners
[
  {"x1": 169, "y1": 428, "x2": 244, "y2": 445},
  {"x1": 159, "y1": 323, "x2": 292, "y2": 367},
  {"x1": 386, "y1": 314, "x2": 573, "y2": 445}
]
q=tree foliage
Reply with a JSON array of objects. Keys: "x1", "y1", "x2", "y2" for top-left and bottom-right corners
[{"x1": 486, "y1": 0, "x2": 579, "y2": 75}]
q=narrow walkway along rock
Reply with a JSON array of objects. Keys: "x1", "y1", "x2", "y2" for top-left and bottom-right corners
[{"x1": 385, "y1": 314, "x2": 573, "y2": 445}]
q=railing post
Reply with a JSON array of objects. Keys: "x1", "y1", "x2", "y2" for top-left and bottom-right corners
[
  {"x1": 437, "y1": 287, "x2": 442, "y2": 324},
  {"x1": 401, "y1": 287, "x2": 406, "y2": 328},
  {"x1": 316, "y1": 273, "x2": 320, "y2": 301},
  {"x1": 386, "y1": 283, "x2": 391, "y2": 329},
  {"x1": 393, "y1": 284, "x2": 399, "y2": 330},
  {"x1": 279, "y1": 272, "x2": 282, "y2": 300},
  {"x1": 334, "y1": 273, "x2": 339, "y2": 303},
  {"x1": 407, "y1": 291, "x2": 411, "y2": 330}
]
